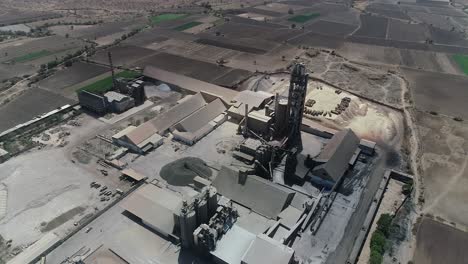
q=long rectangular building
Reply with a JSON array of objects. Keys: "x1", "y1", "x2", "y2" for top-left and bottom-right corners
[{"x1": 143, "y1": 66, "x2": 239, "y2": 104}]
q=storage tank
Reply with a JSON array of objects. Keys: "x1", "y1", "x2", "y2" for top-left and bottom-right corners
[
  {"x1": 207, "y1": 187, "x2": 218, "y2": 218},
  {"x1": 275, "y1": 98, "x2": 288, "y2": 138},
  {"x1": 179, "y1": 208, "x2": 197, "y2": 248},
  {"x1": 196, "y1": 198, "x2": 209, "y2": 225}
]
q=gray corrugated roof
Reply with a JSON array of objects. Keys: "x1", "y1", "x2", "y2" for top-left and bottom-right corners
[
  {"x1": 176, "y1": 98, "x2": 226, "y2": 133},
  {"x1": 104, "y1": 91, "x2": 129, "y2": 102},
  {"x1": 151, "y1": 93, "x2": 207, "y2": 133},
  {"x1": 120, "y1": 184, "x2": 182, "y2": 236},
  {"x1": 241, "y1": 234, "x2": 294, "y2": 264},
  {"x1": 124, "y1": 93, "x2": 207, "y2": 145},
  {"x1": 143, "y1": 66, "x2": 238, "y2": 103},
  {"x1": 312, "y1": 128, "x2": 359, "y2": 182},
  {"x1": 212, "y1": 166, "x2": 295, "y2": 219}
]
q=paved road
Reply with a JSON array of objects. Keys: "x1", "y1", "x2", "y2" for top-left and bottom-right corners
[{"x1": 326, "y1": 150, "x2": 388, "y2": 264}]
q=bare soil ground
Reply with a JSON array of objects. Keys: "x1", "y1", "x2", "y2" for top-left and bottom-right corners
[
  {"x1": 414, "y1": 110, "x2": 468, "y2": 227},
  {"x1": 414, "y1": 217, "x2": 468, "y2": 264},
  {"x1": 0, "y1": 115, "x2": 131, "y2": 262},
  {"x1": 297, "y1": 49, "x2": 404, "y2": 108},
  {"x1": 0, "y1": 0, "x2": 260, "y2": 12},
  {"x1": 358, "y1": 179, "x2": 406, "y2": 264},
  {"x1": 404, "y1": 68, "x2": 468, "y2": 119}
]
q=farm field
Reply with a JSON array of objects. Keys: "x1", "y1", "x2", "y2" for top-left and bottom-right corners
[
  {"x1": 288, "y1": 13, "x2": 320, "y2": 23},
  {"x1": 0, "y1": 88, "x2": 75, "y2": 132},
  {"x1": 77, "y1": 70, "x2": 140, "y2": 94},
  {"x1": 413, "y1": 110, "x2": 468, "y2": 227},
  {"x1": 414, "y1": 217, "x2": 468, "y2": 264},
  {"x1": 11, "y1": 50, "x2": 51, "y2": 63},
  {"x1": 0, "y1": 35, "x2": 87, "y2": 65},
  {"x1": 403, "y1": 68, "x2": 468, "y2": 119},
  {"x1": 0, "y1": 10, "x2": 60, "y2": 26},
  {"x1": 306, "y1": 20, "x2": 357, "y2": 37},
  {"x1": 352, "y1": 14, "x2": 388, "y2": 39},
  {"x1": 137, "y1": 52, "x2": 251, "y2": 86},
  {"x1": 38, "y1": 62, "x2": 109, "y2": 98},
  {"x1": 90, "y1": 45, "x2": 158, "y2": 67},
  {"x1": 150, "y1": 13, "x2": 187, "y2": 25},
  {"x1": 173, "y1": 21, "x2": 202, "y2": 31},
  {"x1": 453, "y1": 54, "x2": 468, "y2": 75}
]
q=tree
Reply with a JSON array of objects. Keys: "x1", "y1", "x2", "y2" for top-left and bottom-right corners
[
  {"x1": 369, "y1": 250, "x2": 383, "y2": 264},
  {"x1": 370, "y1": 230, "x2": 386, "y2": 254},
  {"x1": 377, "y1": 214, "x2": 393, "y2": 236}
]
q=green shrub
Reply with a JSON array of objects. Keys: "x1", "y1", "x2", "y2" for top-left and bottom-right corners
[
  {"x1": 377, "y1": 213, "x2": 393, "y2": 236},
  {"x1": 370, "y1": 230, "x2": 386, "y2": 254},
  {"x1": 402, "y1": 183, "x2": 412, "y2": 195},
  {"x1": 369, "y1": 250, "x2": 383, "y2": 264}
]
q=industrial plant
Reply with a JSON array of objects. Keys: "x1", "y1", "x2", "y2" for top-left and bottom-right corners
[
  {"x1": 8, "y1": 62, "x2": 383, "y2": 264},
  {"x1": 4, "y1": 0, "x2": 464, "y2": 263}
]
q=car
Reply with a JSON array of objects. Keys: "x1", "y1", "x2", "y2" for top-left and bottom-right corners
[{"x1": 85, "y1": 227, "x2": 93, "y2": 233}]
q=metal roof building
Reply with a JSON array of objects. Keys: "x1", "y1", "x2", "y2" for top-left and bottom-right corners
[
  {"x1": 227, "y1": 90, "x2": 273, "y2": 120},
  {"x1": 120, "y1": 184, "x2": 183, "y2": 239},
  {"x1": 211, "y1": 225, "x2": 257, "y2": 264},
  {"x1": 172, "y1": 98, "x2": 228, "y2": 145},
  {"x1": 241, "y1": 234, "x2": 295, "y2": 264},
  {"x1": 150, "y1": 93, "x2": 207, "y2": 134},
  {"x1": 212, "y1": 166, "x2": 295, "y2": 219},
  {"x1": 312, "y1": 128, "x2": 360, "y2": 184},
  {"x1": 175, "y1": 98, "x2": 227, "y2": 133},
  {"x1": 143, "y1": 66, "x2": 238, "y2": 103}
]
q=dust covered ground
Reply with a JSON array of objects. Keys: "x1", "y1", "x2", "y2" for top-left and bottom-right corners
[
  {"x1": 414, "y1": 111, "x2": 468, "y2": 227},
  {"x1": 0, "y1": 115, "x2": 131, "y2": 262}
]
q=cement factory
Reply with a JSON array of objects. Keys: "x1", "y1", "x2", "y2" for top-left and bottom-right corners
[
  {"x1": 3, "y1": 0, "x2": 466, "y2": 262},
  {"x1": 8, "y1": 61, "x2": 381, "y2": 264}
]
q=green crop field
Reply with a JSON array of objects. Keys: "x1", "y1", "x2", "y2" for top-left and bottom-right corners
[
  {"x1": 174, "y1": 21, "x2": 203, "y2": 31},
  {"x1": 12, "y1": 50, "x2": 52, "y2": 63},
  {"x1": 288, "y1": 13, "x2": 320, "y2": 23},
  {"x1": 453, "y1": 54, "x2": 468, "y2": 75},
  {"x1": 150, "y1": 13, "x2": 187, "y2": 25},
  {"x1": 78, "y1": 70, "x2": 141, "y2": 94}
]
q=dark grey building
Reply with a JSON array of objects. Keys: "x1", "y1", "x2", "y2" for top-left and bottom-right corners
[
  {"x1": 78, "y1": 91, "x2": 107, "y2": 114},
  {"x1": 311, "y1": 128, "x2": 360, "y2": 187}
]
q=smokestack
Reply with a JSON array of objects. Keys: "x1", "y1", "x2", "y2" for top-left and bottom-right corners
[
  {"x1": 243, "y1": 104, "x2": 249, "y2": 136},
  {"x1": 108, "y1": 51, "x2": 116, "y2": 90}
]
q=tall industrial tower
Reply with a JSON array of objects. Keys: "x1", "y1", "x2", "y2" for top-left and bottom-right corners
[{"x1": 286, "y1": 63, "x2": 308, "y2": 151}]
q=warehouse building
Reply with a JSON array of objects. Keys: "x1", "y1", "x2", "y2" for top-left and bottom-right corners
[
  {"x1": 111, "y1": 124, "x2": 163, "y2": 154},
  {"x1": 143, "y1": 66, "x2": 238, "y2": 104},
  {"x1": 104, "y1": 91, "x2": 135, "y2": 113},
  {"x1": 212, "y1": 166, "x2": 295, "y2": 219},
  {"x1": 172, "y1": 98, "x2": 227, "y2": 145},
  {"x1": 227, "y1": 90, "x2": 274, "y2": 121},
  {"x1": 78, "y1": 91, "x2": 107, "y2": 114},
  {"x1": 120, "y1": 184, "x2": 183, "y2": 241},
  {"x1": 311, "y1": 128, "x2": 360, "y2": 188},
  {"x1": 0, "y1": 148, "x2": 10, "y2": 163}
]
